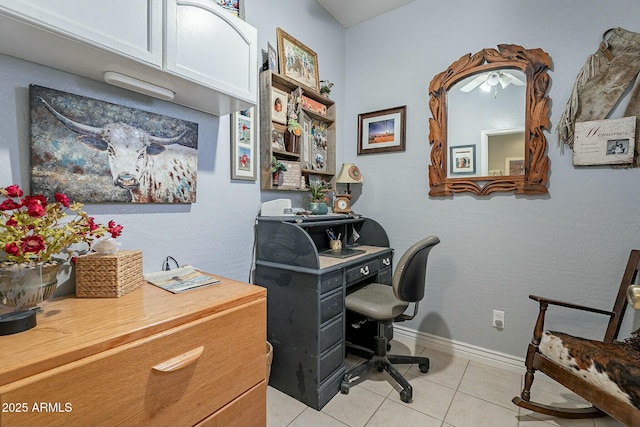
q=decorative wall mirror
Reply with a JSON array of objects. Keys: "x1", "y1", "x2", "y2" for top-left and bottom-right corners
[{"x1": 428, "y1": 44, "x2": 551, "y2": 196}]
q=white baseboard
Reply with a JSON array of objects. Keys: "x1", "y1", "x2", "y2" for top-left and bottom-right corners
[{"x1": 392, "y1": 325, "x2": 526, "y2": 375}]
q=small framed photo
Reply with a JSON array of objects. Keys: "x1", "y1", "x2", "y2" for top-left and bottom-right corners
[
  {"x1": 268, "y1": 42, "x2": 278, "y2": 73},
  {"x1": 271, "y1": 87, "x2": 288, "y2": 124},
  {"x1": 230, "y1": 108, "x2": 256, "y2": 180},
  {"x1": 215, "y1": 1, "x2": 245, "y2": 20},
  {"x1": 505, "y1": 157, "x2": 525, "y2": 175},
  {"x1": 271, "y1": 123, "x2": 286, "y2": 151},
  {"x1": 277, "y1": 28, "x2": 320, "y2": 92},
  {"x1": 357, "y1": 106, "x2": 406, "y2": 155},
  {"x1": 450, "y1": 145, "x2": 476, "y2": 175}
]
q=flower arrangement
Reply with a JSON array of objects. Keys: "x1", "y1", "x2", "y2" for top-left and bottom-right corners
[
  {"x1": 0, "y1": 185, "x2": 123, "y2": 266},
  {"x1": 308, "y1": 180, "x2": 329, "y2": 203}
]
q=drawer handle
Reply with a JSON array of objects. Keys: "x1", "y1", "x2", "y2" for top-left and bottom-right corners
[
  {"x1": 152, "y1": 346, "x2": 204, "y2": 373},
  {"x1": 360, "y1": 266, "x2": 370, "y2": 275},
  {"x1": 382, "y1": 258, "x2": 391, "y2": 266}
]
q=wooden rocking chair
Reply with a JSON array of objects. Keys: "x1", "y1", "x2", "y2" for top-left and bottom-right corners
[{"x1": 512, "y1": 249, "x2": 640, "y2": 426}]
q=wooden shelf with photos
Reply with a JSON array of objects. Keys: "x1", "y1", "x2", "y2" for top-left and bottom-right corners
[{"x1": 260, "y1": 70, "x2": 336, "y2": 191}]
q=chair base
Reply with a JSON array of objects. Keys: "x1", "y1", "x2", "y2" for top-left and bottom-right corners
[
  {"x1": 341, "y1": 335, "x2": 429, "y2": 403},
  {"x1": 512, "y1": 397, "x2": 606, "y2": 419}
]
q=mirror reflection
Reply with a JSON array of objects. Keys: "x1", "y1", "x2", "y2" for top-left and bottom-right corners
[{"x1": 447, "y1": 69, "x2": 526, "y2": 178}]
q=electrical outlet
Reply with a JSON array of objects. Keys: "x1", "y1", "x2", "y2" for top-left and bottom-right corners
[{"x1": 493, "y1": 310, "x2": 505, "y2": 329}]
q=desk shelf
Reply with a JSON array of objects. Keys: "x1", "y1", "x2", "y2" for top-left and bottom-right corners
[{"x1": 254, "y1": 216, "x2": 392, "y2": 409}]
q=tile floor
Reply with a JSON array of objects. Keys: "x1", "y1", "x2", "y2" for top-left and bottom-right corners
[{"x1": 266, "y1": 338, "x2": 625, "y2": 427}]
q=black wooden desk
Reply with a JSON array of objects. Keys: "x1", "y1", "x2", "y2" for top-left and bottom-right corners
[{"x1": 254, "y1": 215, "x2": 393, "y2": 409}]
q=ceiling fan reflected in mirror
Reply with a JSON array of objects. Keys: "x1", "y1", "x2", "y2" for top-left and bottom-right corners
[{"x1": 459, "y1": 71, "x2": 525, "y2": 93}]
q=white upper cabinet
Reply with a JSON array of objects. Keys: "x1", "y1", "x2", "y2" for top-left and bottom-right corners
[
  {"x1": 0, "y1": 0, "x2": 257, "y2": 115},
  {"x1": 0, "y1": 0, "x2": 163, "y2": 67},
  {"x1": 166, "y1": 0, "x2": 257, "y2": 105}
]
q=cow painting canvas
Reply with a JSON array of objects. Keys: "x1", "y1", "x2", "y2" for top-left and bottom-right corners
[{"x1": 30, "y1": 85, "x2": 199, "y2": 203}]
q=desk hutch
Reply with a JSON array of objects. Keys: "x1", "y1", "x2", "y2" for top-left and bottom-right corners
[{"x1": 254, "y1": 215, "x2": 393, "y2": 409}]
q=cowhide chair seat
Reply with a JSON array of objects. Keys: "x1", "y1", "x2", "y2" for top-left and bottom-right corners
[
  {"x1": 540, "y1": 331, "x2": 640, "y2": 411},
  {"x1": 513, "y1": 250, "x2": 640, "y2": 427}
]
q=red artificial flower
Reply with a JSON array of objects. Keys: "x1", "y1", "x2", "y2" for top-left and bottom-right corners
[
  {"x1": 54, "y1": 192, "x2": 70, "y2": 208},
  {"x1": 0, "y1": 199, "x2": 20, "y2": 211},
  {"x1": 108, "y1": 220, "x2": 124, "y2": 238},
  {"x1": 20, "y1": 235, "x2": 45, "y2": 254},
  {"x1": 6, "y1": 216, "x2": 17, "y2": 227},
  {"x1": 86, "y1": 217, "x2": 99, "y2": 232},
  {"x1": 23, "y1": 195, "x2": 47, "y2": 217},
  {"x1": 5, "y1": 185, "x2": 23, "y2": 198},
  {"x1": 5, "y1": 242, "x2": 20, "y2": 256}
]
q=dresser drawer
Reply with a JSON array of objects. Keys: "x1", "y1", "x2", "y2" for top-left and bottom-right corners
[
  {"x1": 320, "y1": 271, "x2": 343, "y2": 294},
  {"x1": 196, "y1": 381, "x2": 266, "y2": 427},
  {"x1": 0, "y1": 299, "x2": 266, "y2": 427},
  {"x1": 346, "y1": 259, "x2": 379, "y2": 285}
]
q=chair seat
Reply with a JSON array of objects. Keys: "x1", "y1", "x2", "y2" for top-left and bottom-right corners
[{"x1": 345, "y1": 283, "x2": 409, "y2": 320}]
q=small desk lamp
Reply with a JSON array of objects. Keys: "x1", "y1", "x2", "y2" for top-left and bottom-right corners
[{"x1": 334, "y1": 163, "x2": 364, "y2": 214}]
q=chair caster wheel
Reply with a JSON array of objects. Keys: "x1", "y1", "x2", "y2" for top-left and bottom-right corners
[
  {"x1": 419, "y1": 362, "x2": 429, "y2": 373},
  {"x1": 340, "y1": 381, "x2": 350, "y2": 394},
  {"x1": 387, "y1": 343, "x2": 391, "y2": 351},
  {"x1": 400, "y1": 389, "x2": 412, "y2": 403},
  {"x1": 377, "y1": 366, "x2": 384, "y2": 372}
]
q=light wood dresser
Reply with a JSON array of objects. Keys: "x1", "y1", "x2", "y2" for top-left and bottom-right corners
[{"x1": 0, "y1": 277, "x2": 267, "y2": 427}]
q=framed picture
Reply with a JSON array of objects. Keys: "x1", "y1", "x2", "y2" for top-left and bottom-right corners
[
  {"x1": 230, "y1": 108, "x2": 256, "y2": 180},
  {"x1": 573, "y1": 116, "x2": 636, "y2": 166},
  {"x1": 215, "y1": 1, "x2": 245, "y2": 20},
  {"x1": 268, "y1": 42, "x2": 278, "y2": 73},
  {"x1": 271, "y1": 87, "x2": 288, "y2": 124},
  {"x1": 505, "y1": 157, "x2": 525, "y2": 175},
  {"x1": 276, "y1": 28, "x2": 320, "y2": 92},
  {"x1": 271, "y1": 123, "x2": 286, "y2": 152},
  {"x1": 449, "y1": 145, "x2": 476, "y2": 175},
  {"x1": 357, "y1": 106, "x2": 406, "y2": 155}
]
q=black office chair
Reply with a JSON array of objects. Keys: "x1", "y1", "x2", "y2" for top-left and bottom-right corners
[{"x1": 340, "y1": 235, "x2": 440, "y2": 403}]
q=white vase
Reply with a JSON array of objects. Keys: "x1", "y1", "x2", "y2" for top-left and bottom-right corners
[{"x1": 0, "y1": 263, "x2": 58, "y2": 309}]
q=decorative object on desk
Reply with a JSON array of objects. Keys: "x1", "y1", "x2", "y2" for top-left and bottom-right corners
[
  {"x1": 320, "y1": 80, "x2": 333, "y2": 97},
  {"x1": 357, "y1": 106, "x2": 406, "y2": 155},
  {"x1": 334, "y1": 163, "x2": 364, "y2": 214},
  {"x1": 308, "y1": 180, "x2": 329, "y2": 215},
  {"x1": 231, "y1": 108, "x2": 257, "y2": 181},
  {"x1": 0, "y1": 184, "x2": 123, "y2": 333},
  {"x1": 271, "y1": 156, "x2": 288, "y2": 186},
  {"x1": 75, "y1": 250, "x2": 144, "y2": 298},
  {"x1": 277, "y1": 28, "x2": 320, "y2": 92}
]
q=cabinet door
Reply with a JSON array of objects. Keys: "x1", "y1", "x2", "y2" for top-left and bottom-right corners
[
  {"x1": 0, "y1": 0, "x2": 162, "y2": 67},
  {"x1": 165, "y1": 0, "x2": 257, "y2": 104}
]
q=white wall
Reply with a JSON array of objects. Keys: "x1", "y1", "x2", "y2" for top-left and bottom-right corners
[{"x1": 342, "y1": 0, "x2": 640, "y2": 357}]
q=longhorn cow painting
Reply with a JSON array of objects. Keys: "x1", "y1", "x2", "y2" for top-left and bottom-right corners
[{"x1": 29, "y1": 85, "x2": 199, "y2": 203}]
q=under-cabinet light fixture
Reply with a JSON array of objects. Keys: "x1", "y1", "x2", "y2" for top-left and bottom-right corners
[{"x1": 103, "y1": 72, "x2": 175, "y2": 101}]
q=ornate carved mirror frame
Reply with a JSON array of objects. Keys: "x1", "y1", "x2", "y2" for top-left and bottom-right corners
[{"x1": 428, "y1": 44, "x2": 551, "y2": 196}]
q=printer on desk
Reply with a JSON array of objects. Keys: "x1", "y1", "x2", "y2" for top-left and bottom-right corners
[{"x1": 260, "y1": 199, "x2": 292, "y2": 216}]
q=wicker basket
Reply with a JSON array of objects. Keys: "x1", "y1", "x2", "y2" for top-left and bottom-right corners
[
  {"x1": 266, "y1": 341, "x2": 273, "y2": 382},
  {"x1": 75, "y1": 250, "x2": 144, "y2": 298}
]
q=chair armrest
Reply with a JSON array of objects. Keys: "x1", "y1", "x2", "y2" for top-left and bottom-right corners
[{"x1": 528, "y1": 294, "x2": 614, "y2": 316}]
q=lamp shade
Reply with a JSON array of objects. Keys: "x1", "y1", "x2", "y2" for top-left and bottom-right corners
[{"x1": 336, "y1": 163, "x2": 364, "y2": 184}]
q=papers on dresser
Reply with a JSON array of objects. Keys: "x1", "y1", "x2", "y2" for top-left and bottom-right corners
[{"x1": 144, "y1": 266, "x2": 220, "y2": 293}]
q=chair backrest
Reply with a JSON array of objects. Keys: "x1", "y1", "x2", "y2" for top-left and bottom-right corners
[
  {"x1": 605, "y1": 249, "x2": 640, "y2": 342},
  {"x1": 392, "y1": 236, "x2": 440, "y2": 303}
]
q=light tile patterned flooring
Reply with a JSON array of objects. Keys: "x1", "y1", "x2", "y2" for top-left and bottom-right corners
[{"x1": 267, "y1": 338, "x2": 625, "y2": 427}]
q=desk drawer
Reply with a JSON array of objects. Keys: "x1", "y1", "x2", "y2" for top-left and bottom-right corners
[
  {"x1": 320, "y1": 271, "x2": 343, "y2": 294},
  {"x1": 320, "y1": 288, "x2": 343, "y2": 324},
  {"x1": 0, "y1": 300, "x2": 266, "y2": 427},
  {"x1": 319, "y1": 343, "x2": 343, "y2": 382},
  {"x1": 320, "y1": 315, "x2": 343, "y2": 353},
  {"x1": 346, "y1": 259, "x2": 379, "y2": 285}
]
